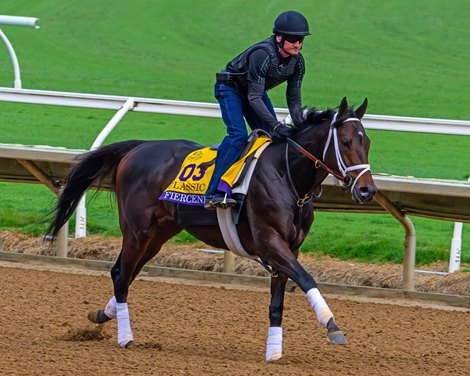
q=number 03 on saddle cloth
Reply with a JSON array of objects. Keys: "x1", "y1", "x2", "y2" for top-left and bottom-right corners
[{"x1": 159, "y1": 137, "x2": 271, "y2": 206}]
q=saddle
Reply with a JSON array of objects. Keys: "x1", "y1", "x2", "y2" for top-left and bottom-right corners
[
  {"x1": 200, "y1": 129, "x2": 270, "y2": 170},
  {"x1": 159, "y1": 130, "x2": 272, "y2": 226}
]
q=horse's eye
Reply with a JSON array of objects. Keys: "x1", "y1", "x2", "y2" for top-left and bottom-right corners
[{"x1": 341, "y1": 139, "x2": 350, "y2": 148}]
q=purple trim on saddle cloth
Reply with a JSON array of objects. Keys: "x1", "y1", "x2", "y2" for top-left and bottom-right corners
[
  {"x1": 217, "y1": 180, "x2": 232, "y2": 195},
  {"x1": 159, "y1": 191, "x2": 206, "y2": 206}
]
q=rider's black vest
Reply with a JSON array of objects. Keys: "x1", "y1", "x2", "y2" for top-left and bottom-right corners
[{"x1": 224, "y1": 37, "x2": 301, "y2": 90}]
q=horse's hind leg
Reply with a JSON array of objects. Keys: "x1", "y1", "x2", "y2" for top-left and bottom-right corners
[
  {"x1": 87, "y1": 253, "x2": 122, "y2": 324},
  {"x1": 105, "y1": 238, "x2": 141, "y2": 348},
  {"x1": 89, "y1": 224, "x2": 181, "y2": 348},
  {"x1": 265, "y1": 271, "x2": 288, "y2": 362}
]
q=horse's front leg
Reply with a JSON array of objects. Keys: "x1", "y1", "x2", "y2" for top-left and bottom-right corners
[
  {"x1": 265, "y1": 246, "x2": 347, "y2": 347},
  {"x1": 266, "y1": 270, "x2": 288, "y2": 362}
]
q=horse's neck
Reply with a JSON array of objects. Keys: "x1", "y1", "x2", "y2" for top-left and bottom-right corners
[{"x1": 288, "y1": 122, "x2": 331, "y2": 196}]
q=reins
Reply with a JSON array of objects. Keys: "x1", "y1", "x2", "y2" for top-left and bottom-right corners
[{"x1": 286, "y1": 138, "x2": 346, "y2": 182}]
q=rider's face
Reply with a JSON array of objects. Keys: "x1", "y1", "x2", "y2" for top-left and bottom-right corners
[{"x1": 276, "y1": 36, "x2": 303, "y2": 57}]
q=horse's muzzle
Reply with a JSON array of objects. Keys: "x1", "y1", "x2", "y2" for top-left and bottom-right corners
[{"x1": 352, "y1": 183, "x2": 377, "y2": 204}]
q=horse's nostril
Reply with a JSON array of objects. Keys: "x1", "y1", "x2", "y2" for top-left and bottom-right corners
[
  {"x1": 356, "y1": 185, "x2": 376, "y2": 202},
  {"x1": 359, "y1": 185, "x2": 377, "y2": 197}
]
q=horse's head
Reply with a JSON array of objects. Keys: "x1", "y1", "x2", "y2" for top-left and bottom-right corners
[
  {"x1": 294, "y1": 97, "x2": 377, "y2": 204},
  {"x1": 327, "y1": 97, "x2": 377, "y2": 203}
]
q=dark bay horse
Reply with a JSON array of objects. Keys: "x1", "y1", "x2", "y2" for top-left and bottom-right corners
[{"x1": 46, "y1": 97, "x2": 376, "y2": 361}]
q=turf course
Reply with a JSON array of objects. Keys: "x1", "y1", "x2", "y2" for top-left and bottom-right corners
[{"x1": 0, "y1": 0, "x2": 469, "y2": 264}]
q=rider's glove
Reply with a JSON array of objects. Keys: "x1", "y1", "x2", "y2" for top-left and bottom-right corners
[{"x1": 271, "y1": 122, "x2": 293, "y2": 142}]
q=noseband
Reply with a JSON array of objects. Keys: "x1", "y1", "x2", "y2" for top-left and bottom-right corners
[{"x1": 286, "y1": 113, "x2": 371, "y2": 193}]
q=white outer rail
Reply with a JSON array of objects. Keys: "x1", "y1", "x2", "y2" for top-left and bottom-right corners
[
  {"x1": 1, "y1": 87, "x2": 470, "y2": 136},
  {"x1": 0, "y1": 16, "x2": 40, "y2": 29}
]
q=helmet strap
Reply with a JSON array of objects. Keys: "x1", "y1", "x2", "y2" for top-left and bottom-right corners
[{"x1": 275, "y1": 34, "x2": 285, "y2": 48}]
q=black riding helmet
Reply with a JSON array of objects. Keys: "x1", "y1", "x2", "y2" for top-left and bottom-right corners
[{"x1": 272, "y1": 10, "x2": 311, "y2": 36}]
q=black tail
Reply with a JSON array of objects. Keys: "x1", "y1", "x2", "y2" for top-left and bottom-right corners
[{"x1": 45, "y1": 140, "x2": 146, "y2": 239}]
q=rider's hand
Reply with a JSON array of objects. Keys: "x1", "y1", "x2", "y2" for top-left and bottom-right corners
[{"x1": 271, "y1": 122, "x2": 293, "y2": 142}]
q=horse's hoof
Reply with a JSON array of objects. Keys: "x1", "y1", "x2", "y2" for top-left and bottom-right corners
[
  {"x1": 327, "y1": 330, "x2": 347, "y2": 345},
  {"x1": 119, "y1": 340, "x2": 134, "y2": 349},
  {"x1": 266, "y1": 352, "x2": 283, "y2": 362},
  {"x1": 87, "y1": 309, "x2": 112, "y2": 324}
]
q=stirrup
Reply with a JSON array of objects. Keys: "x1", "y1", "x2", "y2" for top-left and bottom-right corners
[{"x1": 205, "y1": 193, "x2": 237, "y2": 210}]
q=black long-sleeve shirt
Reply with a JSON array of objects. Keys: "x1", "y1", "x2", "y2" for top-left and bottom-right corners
[{"x1": 223, "y1": 36, "x2": 305, "y2": 128}]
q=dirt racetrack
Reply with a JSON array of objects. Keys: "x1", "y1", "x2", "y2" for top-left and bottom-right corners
[
  {"x1": 2, "y1": 231, "x2": 470, "y2": 296},
  {"x1": 1, "y1": 261, "x2": 469, "y2": 376}
]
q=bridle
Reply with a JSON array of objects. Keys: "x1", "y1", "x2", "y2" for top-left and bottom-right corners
[{"x1": 286, "y1": 113, "x2": 371, "y2": 195}]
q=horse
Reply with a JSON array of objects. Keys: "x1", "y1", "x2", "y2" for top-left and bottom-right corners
[{"x1": 46, "y1": 96, "x2": 376, "y2": 362}]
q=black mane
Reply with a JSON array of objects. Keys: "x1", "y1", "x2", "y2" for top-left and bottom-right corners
[
  {"x1": 296, "y1": 105, "x2": 357, "y2": 132},
  {"x1": 304, "y1": 107, "x2": 336, "y2": 125}
]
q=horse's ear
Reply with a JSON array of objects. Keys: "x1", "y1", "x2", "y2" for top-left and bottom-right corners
[
  {"x1": 337, "y1": 96, "x2": 348, "y2": 118},
  {"x1": 355, "y1": 97, "x2": 368, "y2": 119}
]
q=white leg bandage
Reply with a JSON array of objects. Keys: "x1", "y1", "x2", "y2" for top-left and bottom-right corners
[
  {"x1": 306, "y1": 288, "x2": 333, "y2": 327},
  {"x1": 116, "y1": 302, "x2": 134, "y2": 347},
  {"x1": 104, "y1": 296, "x2": 117, "y2": 319},
  {"x1": 265, "y1": 326, "x2": 283, "y2": 362}
]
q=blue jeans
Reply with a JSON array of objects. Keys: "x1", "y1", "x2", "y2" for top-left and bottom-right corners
[{"x1": 206, "y1": 82, "x2": 276, "y2": 196}]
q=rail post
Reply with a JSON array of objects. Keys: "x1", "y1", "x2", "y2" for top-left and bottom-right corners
[
  {"x1": 448, "y1": 176, "x2": 469, "y2": 273},
  {"x1": 0, "y1": 15, "x2": 40, "y2": 88},
  {"x1": 449, "y1": 222, "x2": 463, "y2": 273},
  {"x1": 373, "y1": 190, "x2": 416, "y2": 291},
  {"x1": 56, "y1": 223, "x2": 69, "y2": 257},
  {"x1": 75, "y1": 97, "x2": 135, "y2": 237},
  {"x1": 223, "y1": 251, "x2": 235, "y2": 273}
]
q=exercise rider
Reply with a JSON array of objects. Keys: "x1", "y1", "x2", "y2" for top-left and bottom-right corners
[{"x1": 205, "y1": 10, "x2": 311, "y2": 209}]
